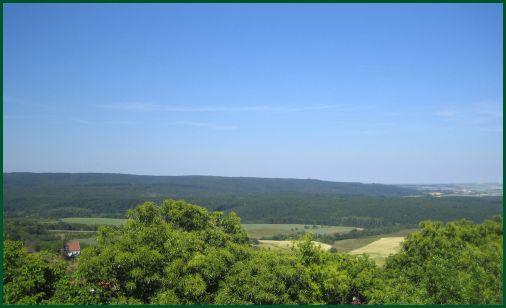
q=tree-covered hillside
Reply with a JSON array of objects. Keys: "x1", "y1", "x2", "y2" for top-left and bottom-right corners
[
  {"x1": 4, "y1": 173, "x2": 419, "y2": 196},
  {"x1": 4, "y1": 173, "x2": 502, "y2": 228},
  {"x1": 3, "y1": 200, "x2": 503, "y2": 304}
]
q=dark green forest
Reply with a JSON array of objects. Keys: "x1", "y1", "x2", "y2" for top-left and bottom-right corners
[
  {"x1": 3, "y1": 199, "x2": 503, "y2": 305},
  {"x1": 4, "y1": 173, "x2": 502, "y2": 228}
]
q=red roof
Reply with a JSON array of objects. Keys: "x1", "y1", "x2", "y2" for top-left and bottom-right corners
[{"x1": 65, "y1": 242, "x2": 80, "y2": 251}]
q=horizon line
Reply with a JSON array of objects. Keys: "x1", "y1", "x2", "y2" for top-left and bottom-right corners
[{"x1": 3, "y1": 171, "x2": 503, "y2": 186}]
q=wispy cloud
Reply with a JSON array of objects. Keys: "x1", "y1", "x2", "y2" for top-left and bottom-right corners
[
  {"x1": 435, "y1": 101, "x2": 502, "y2": 130},
  {"x1": 103, "y1": 120, "x2": 138, "y2": 125},
  {"x1": 356, "y1": 122, "x2": 395, "y2": 135},
  {"x1": 358, "y1": 129, "x2": 389, "y2": 135},
  {"x1": 4, "y1": 97, "x2": 48, "y2": 107},
  {"x1": 98, "y1": 103, "x2": 363, "y2": 114},
  {"x1": 436, "y1": 110, "x2": 458, "y2": 118},
  {"x1": 69, "y1": 118, "x2": 237, "y2": 130},
  {"x1": 68, "y1": 118, "x2": 139, "y2": 126},
  {"x1": 68, "y1": 117, "x2": 93, "y2": 125},
  {"x1": 171, "y1": 121, "x2": 237, "y2": 130},
  {"x1": 4, "y1": 114, "x2": 45, "y2": 120}
]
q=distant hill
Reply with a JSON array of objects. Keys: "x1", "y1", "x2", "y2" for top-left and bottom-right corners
[
  {"x1": 3, "y1": 173, "x2": 502, "y2": 227},
  {"x1": 4, "y1": 172, "x2": 419, "y2": 196}
]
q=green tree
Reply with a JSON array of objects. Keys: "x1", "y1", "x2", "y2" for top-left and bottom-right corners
[
  {"x1": 370, "y1": 217, "x2": 503, "y2": 304},
  {"x1": 3, "y1": 240, "x2": 66, "y2": 304},
  {"x1": 73, "y1": 200, "x2": 251, "y2": 304}
]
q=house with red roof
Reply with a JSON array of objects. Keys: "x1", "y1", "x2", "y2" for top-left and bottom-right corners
[{"x1": 64, "y1": 242, "x2": 81, "y2": 258}]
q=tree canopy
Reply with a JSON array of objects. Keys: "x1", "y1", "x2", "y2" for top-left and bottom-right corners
[{"x1": 3, "y1": 199, "x2": 503, "y2": 304}]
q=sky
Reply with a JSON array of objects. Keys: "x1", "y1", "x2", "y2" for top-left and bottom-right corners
[{"x1": 3, "y1": 3, "x2": 503, "y2": 184}]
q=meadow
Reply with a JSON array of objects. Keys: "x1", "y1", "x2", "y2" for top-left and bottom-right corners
[
  {"x1": 349, "y1": 237, "x2": 405, "y2": 266},
  {"x1": 242, "y1": 223, "x2": 360, "y2": 239},
  {"x1": 332, "y1": 228, "x2": 418, "y2": 266},
  {"x1": 58, "y1": 219, "x2": 360, "y2": 238},
  {"x1": 332, "y1": 228, "x2": 418, "y2": 252},
  {"x1": 257, "y1": 240, "x2": 333, "y2": 252},
  {"x1": 60, "y1": 217, "x2": 126, "y2": 226}
]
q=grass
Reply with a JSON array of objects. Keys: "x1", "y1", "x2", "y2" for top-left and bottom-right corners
[
  {"x1": 349, "y1": 237, "x2": 405, "y2": 266},
  {"x1": 333, "y1": 228, "x2": 419, "y2": 266},
  {"x1": 257, "y1": 240, "x2": 333, "y2": 252},
  {"x1": 68, "y1": 237, "x2": 97, "y2": 247},
  {"x1": 61, "y1": 217, "x2": 126, "y2": 226},
  {"x1": 59, "y1": 219, "x2": 360, "y2": 239},
  {"x1": 332, "y1": 228, "x2": 418, "y2": 253},
  {"x1": 243, "y1": 224, "x2": 360, "y2": 239}
]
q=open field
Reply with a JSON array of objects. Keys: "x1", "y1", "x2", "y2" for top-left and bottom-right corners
[
  {"x1": 68, "y1": 237, "x2": 97, "y2": 247},
  {"x1": 349, "y1": 237, "x2": 405, "y2": 256},
  {"x1": 332, "y1": 228, "x2": 418, "y2": 253},
  {"x1": 61, "y1": 217, "x2": 126, "y2": 226},
  {"x1": 59, "y1": 219, "x2": 359, "y2": 239},
  {"x1": 243, "y1": 224, "x2": 360, "y2": 239},
  {"x1": 257, "y1": 240, "x2": 333, "y2": 252},
  {"x1": 332, "y1": 228, "x2": 418, "y2": 266},
  {"x1": 349, "y1": 237, "x2": 405, "y2": 266}
]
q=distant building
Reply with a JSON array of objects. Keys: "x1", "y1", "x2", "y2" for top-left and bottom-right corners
[{"x1": 64, "y1": 242, "x2": 81, "y2": 258}]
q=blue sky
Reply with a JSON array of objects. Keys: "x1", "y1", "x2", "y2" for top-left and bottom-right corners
[{"x1": 3, "y1": 4, "x2": 503, "y2": 184}]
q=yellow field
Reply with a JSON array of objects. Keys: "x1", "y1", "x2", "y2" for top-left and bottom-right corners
[
  {"x1": 257, "y1": 240, "x2": 333, "y2": 252},
  {"x1": 349, "y1": 237, "x2": 405, "y2": 266}
]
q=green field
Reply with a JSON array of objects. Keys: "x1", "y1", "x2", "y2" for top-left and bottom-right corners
[
  {"x1": 60, "y1": 219, "x2": 359, "y2": 239},
  {"x1": 332, "y1": 228, "x2": 418, "y2": 253},
  {"x1": 68, "y1": 237, "x2": 97, "y2": 247},
  {"x1": 257, "y1": 240, "x2": 333, "y2": 252},
  {"x1": 332, "y1": 228, "x2": 419, "y2": 266},
  {"x1": 61, "y1": 217, "x2": 126, "y2": 226},
  {"x1": 243, "y1": 224, "x2": 360, "y2": 239},
  {"x1": 349, "y1": 237, "x2": 405, "y2": 267}
]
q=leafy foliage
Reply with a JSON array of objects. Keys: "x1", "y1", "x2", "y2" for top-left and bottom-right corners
[
  {"x1": 3, "y1": 199, "x2": 503, "y2": 304},
  {"x1": 3, "y1": 241, "x2": 66, "y2": 304},
  {"x1": 369, "y1": 216, "x2": 503, "y2": 304},
  {"x1": 62, "y1": 200, "x2": 250, "y2": 304}
]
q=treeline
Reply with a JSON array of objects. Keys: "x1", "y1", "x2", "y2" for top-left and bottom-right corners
[
  {"x1": 4, "y1": 173, "x2": 419, "y2": 196},
  {"x1": 231, "y1": 194, "x2": 503, "y2": 227},
  {"x1": 3, "y1": 199, "x2": 503, "y2": 304},
  {"x1": 263, "y1": 225, "x2": 406, "y2": 244},
  {"x1": 4, "y1": 177, "x2": 503, "y2": 228},
  {"x1": 316, "y1": 225, "x2": 405, "y2": 244},
  {"x1": 4, "y1": 219, "x2": 97, "y2": 252}
]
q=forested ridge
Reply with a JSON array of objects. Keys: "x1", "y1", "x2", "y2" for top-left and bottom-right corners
[
  {"x1": 4, "y1": 173, "x2": 502, "y2": 228},
  {"x1": 3, "y1": 199, "x2": 503, "y2": 305},
  {"x1": 3, "y1": 173, "x2": 419, "y2": 196}
]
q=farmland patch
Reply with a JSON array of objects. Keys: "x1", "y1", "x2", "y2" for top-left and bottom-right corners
[
  {"x1": 257, "y1": 240, "x2": 333, "y2": 252},
  {"x1": 61, "y1": 217, "x2": 126, "y2": 226},
  {"x1": 243, "y1": 223, "x2": 360, "y2": 239},
  {"x1": 348, "y1": 237, "x2": 405, "y2": 266}
]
